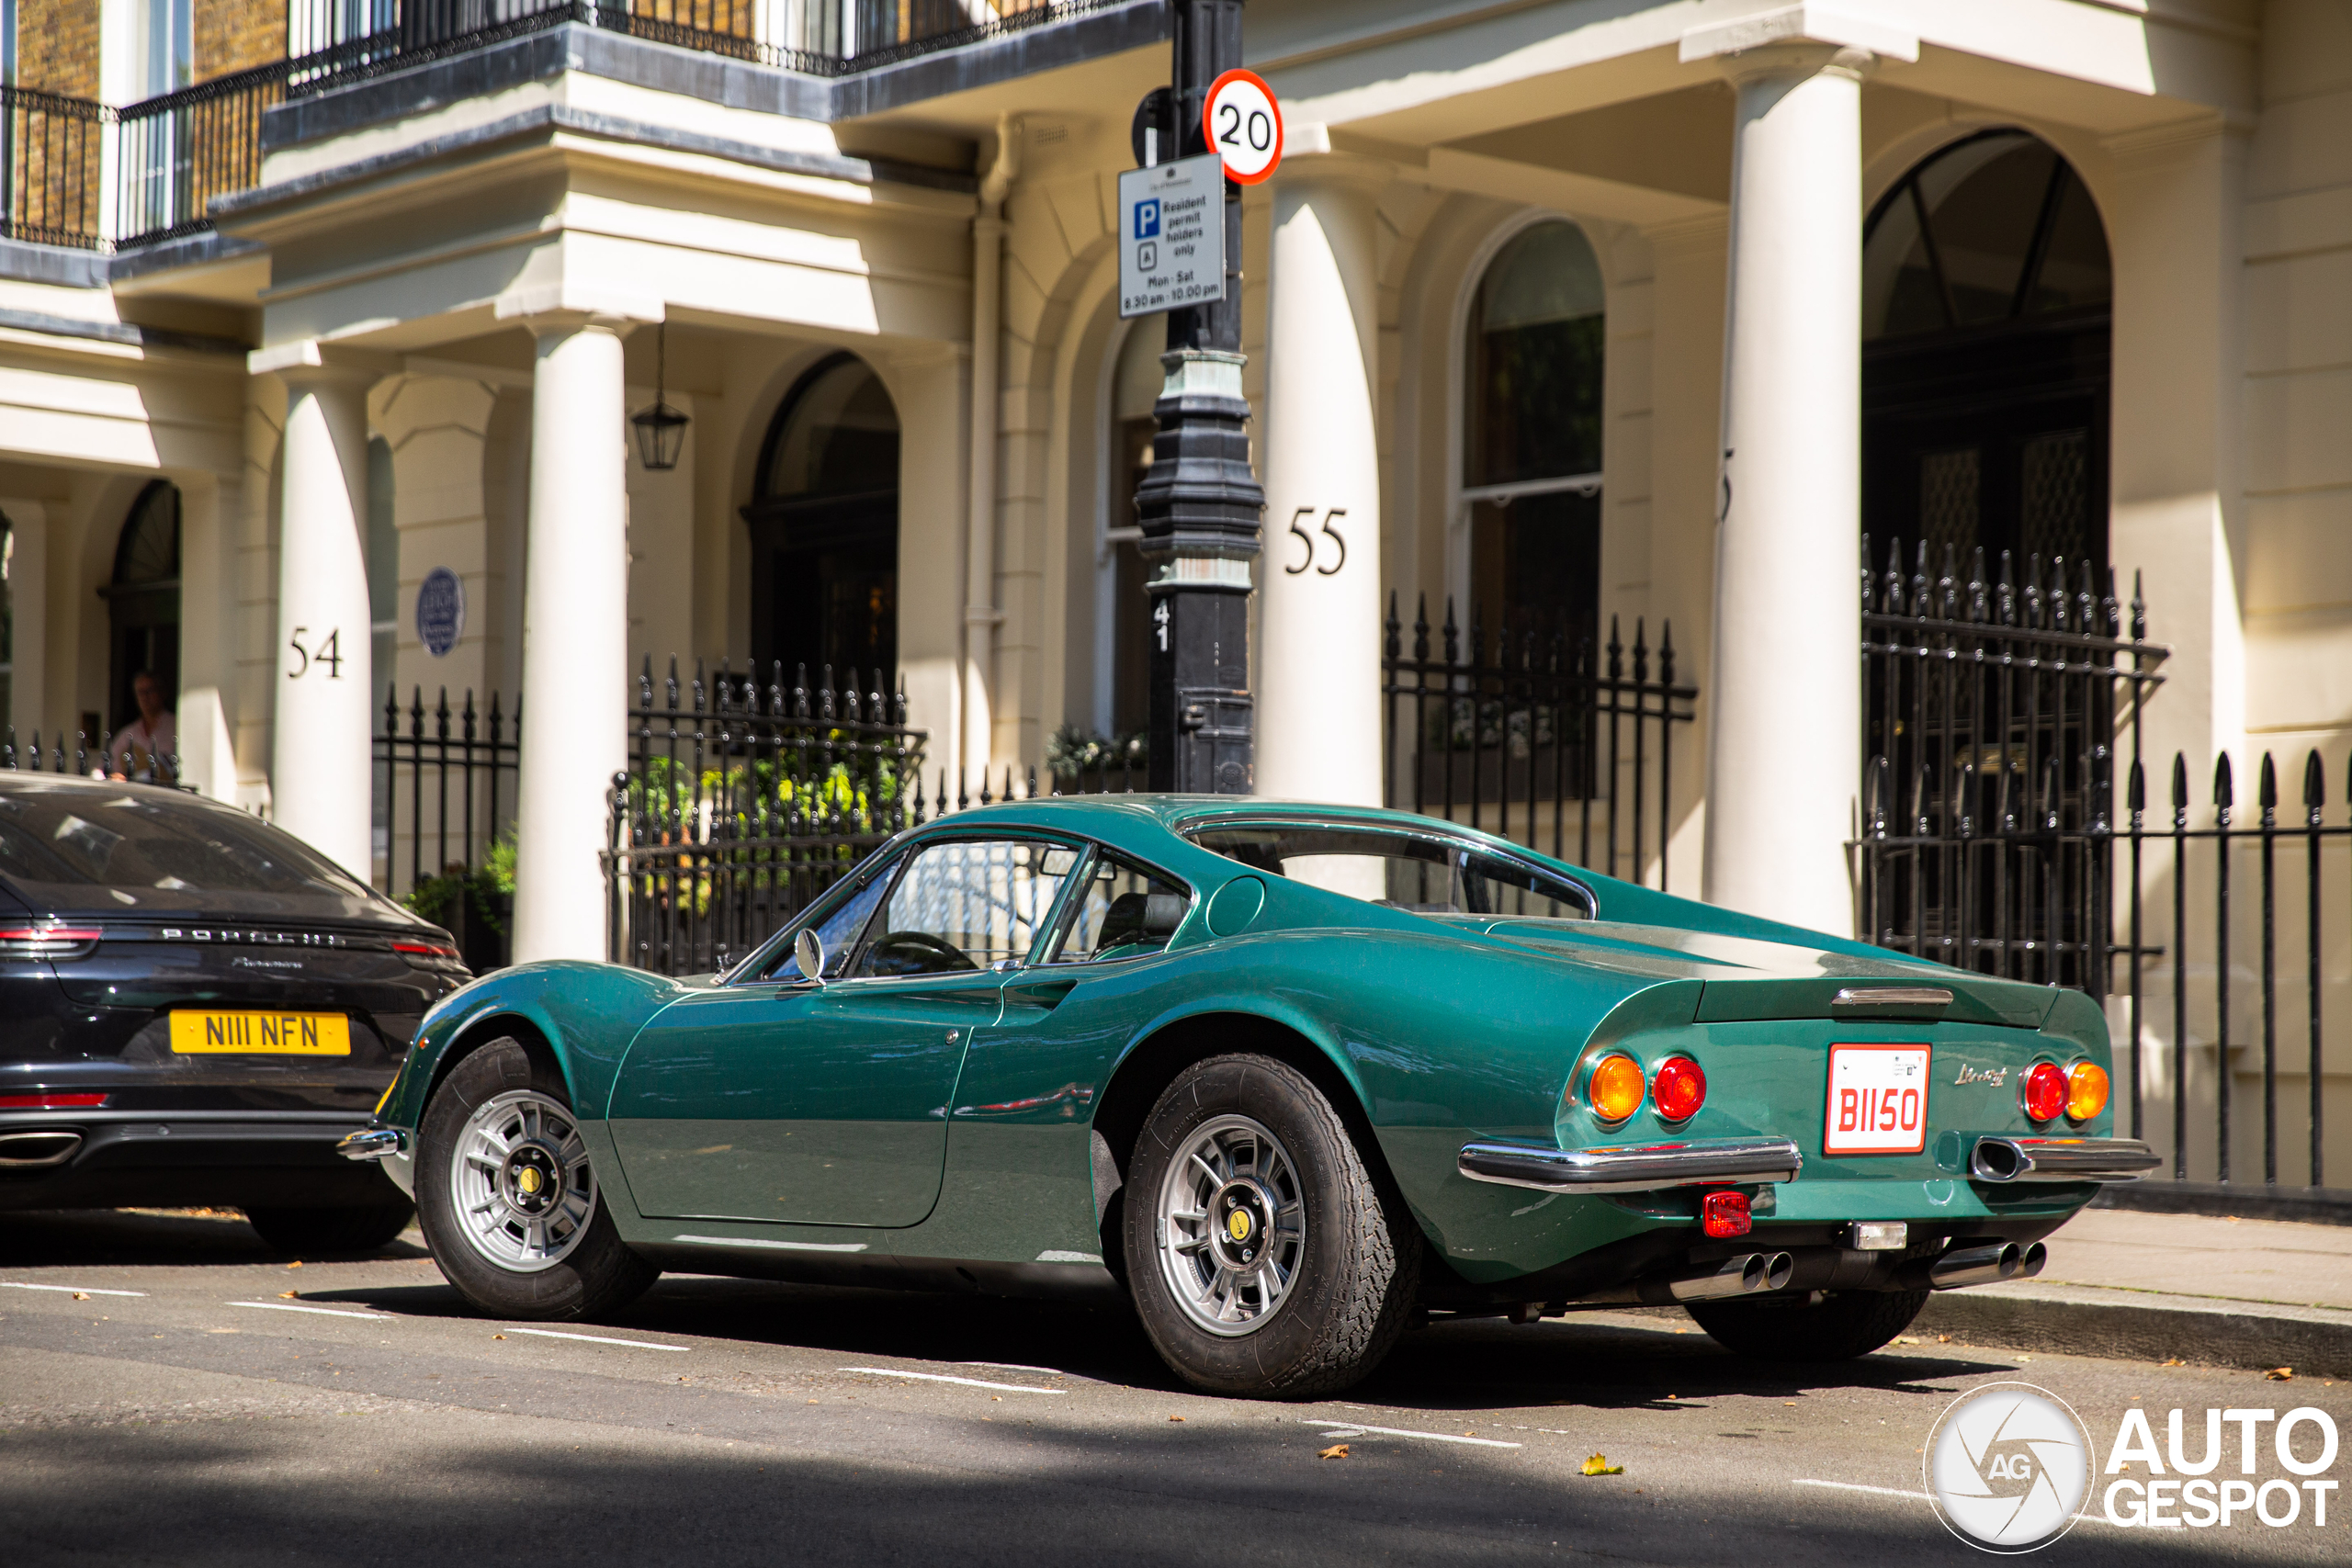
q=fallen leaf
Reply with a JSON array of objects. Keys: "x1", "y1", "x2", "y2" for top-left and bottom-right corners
[
  {"x1": 2225, "y1": 1216, "x2": 2239, "y2": 1224},
  {"x1": 1318, "y1": 1444, "x2": 1350, "y2": 1460},
  {"x1": 287, "y1": 1260, "x2": 302, "y2": 1269},
  {"x1": 1583, "y1": 1453, "x2": 1624, "y2": 1476},
  {"x1": 72, "y1": 1292, "x2": 89, "y2": 1302},
  {"x1": 1937, "y1": 1335, "x2": 1951, "y2": 1344},
  {"x1": 492, "y1": 1333, "x2": 506, "y2": 1340},
  {"x1": 277, "y1": 1291, "x2": 300, "y2": 1300},
  {"x1": 2159, "y1": 1358, "x2": 2185, "y2": 1368},
  {"x1": 1893, "y1": 1337, "x2": 1919, "y2": 1345},
  {"x1": 2265, "y1": 1367, "x2": 2294, "y2": 1382},
  {"x1": 1169, "y1": 1415, "x2": 1185, "y2": 1423}
]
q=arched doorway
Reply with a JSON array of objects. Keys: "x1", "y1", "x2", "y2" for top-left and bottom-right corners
[
  {"x1": 1463, "y1": 219, "x2": 1605, "y2": 657},
  {"x1": 743, "y1": 354, "x2": 899, "y2": 686},
  {"x1": 104, "y1": 480, "x2": 181, "y2": 738},
  {"x1": 1862, "y1": 130, "x2": 2112, "y2": 576}
]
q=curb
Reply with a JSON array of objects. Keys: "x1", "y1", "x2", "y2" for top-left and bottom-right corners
[
  {"x1": 1915, "y1": 1287, "x2": 2352, "y2": 1380},
  {"x1": 2092, "y1": 1181, "x2": 2352, "y2": 1228}
]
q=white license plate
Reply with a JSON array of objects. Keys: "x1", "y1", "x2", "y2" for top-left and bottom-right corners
[{"x1": 1824, "y1": 1044, "x2": 1931, "y2": 1155}]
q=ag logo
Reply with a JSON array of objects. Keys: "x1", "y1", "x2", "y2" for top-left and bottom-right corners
[{"x1": 1925, "y1": 1382, "x2": 2092, "y2": 1552}]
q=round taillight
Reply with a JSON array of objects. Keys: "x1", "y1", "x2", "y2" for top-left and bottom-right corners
[
  {"x1": 1587, "y1": 1054, "x2": 1645, "y2": 1123},
  {"x1": 2021, "y1": 1062, "x2": 2067, "y2": 1123},
  {"x1": 1652, "y1": 1056, "x2": 1706, "y2": 1122},
  {"x1": 2064, "y1": 1060, "x2": 2109, "y2": 1122}
]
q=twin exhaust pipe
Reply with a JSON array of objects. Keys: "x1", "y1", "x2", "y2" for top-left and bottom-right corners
[
  {"x1": 1922, "y1": 1239, "x2": 2047, "y2": 1291},
  {"x1": 1657, "y1": 1250, "x2": 1796, "y2": 1303},
  {"x1": 1634, "y1": 1238, "x2": 2047, "y2": 1304}
]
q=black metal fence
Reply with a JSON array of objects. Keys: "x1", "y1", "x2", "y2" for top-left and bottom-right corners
[
  {"x1": 1, "y1": 727, "x2": 184, "y2": 781},
  {"x1": 116, "y1": 58, "x2": 295, "y2": 247},
  {"x1": 1381, "y1": 596, "x2": 1699, "y2": 887},
  {"x1": 375, "y1": 685, "x2": 521, "y2": 971},
  {"x1": 1855, "y1": 538, "x2": 2166, "y2": 993},
  {"x1": 605, "y1": 658, "x2": 928, "y2": 976}
]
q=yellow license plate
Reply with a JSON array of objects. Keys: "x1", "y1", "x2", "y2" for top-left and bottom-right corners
[{"x1": 169, "y1": 1011, "x2": 351, "y2": 1056}]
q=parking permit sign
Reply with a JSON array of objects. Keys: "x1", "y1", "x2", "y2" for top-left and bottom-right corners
[{"x1": 1117, "y1": 153, "x2": 1224, "y2": 320}]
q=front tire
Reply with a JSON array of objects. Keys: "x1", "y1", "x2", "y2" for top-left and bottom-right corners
[
  {"x1": 414, "y1": 1037, "x2": 656, "y2": 1321},
  {"x1": 1123, "y1": 1054, "x2": 1419, "y2": 1398},
  {"x1": 1686, "y1": 1287, "x2": 1930, "y2": 1361},
  {"x1": 244, "y1": 1200, "x2": 414, "y2": 1255}
]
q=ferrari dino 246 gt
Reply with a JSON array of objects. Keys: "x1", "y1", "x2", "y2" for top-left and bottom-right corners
[{"x1": 344, "y1": 796, "x2": 2157, "y2": 1396}]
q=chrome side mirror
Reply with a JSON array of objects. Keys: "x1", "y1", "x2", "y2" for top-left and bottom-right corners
[{"x1": 794, "y1": 928, "x2": 826, "y2": 986}]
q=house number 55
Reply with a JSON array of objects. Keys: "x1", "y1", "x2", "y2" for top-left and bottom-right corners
[{"x1": 1283, "y1": 507, "x2": 1347, "y2": 576}]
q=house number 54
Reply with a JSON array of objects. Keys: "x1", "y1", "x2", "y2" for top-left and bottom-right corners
[
  {"x1": 1284, "y1": 507, "x2": 1347, "y2": 576},
  {"x1": 288, "y1": 626, "x2": 345, "y2": 679}
]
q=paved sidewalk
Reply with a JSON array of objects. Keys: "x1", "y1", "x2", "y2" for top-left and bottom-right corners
[{"x1": 1915, "y1": 1202, "x2": 2352, "y2": 1376}]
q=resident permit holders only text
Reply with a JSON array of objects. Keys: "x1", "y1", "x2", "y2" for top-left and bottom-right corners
[{"x1": 1117, "y1": 154, "x2": 1225, "y2": 320}]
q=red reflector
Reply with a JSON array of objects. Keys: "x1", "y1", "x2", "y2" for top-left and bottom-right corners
[
  {"x1": 392, "y1": 941, "x2": 460, "y2": 960},
  {"x1": 0, "y1": 1093, "x2": 108, "y2": 1110},
  {"x1": 1651, "y1": 1056, "x2": 1706, "y2": 1122},
  {"x1": 1702, "y1": 1190, "x2": 1752, "y2": 1239},
  {"x1": 0, "y1": 928, "x2": 102, "y2": 942},
  {"x1": 2021, "y1": 1062, "x2": 2067, "y2": 1122}
]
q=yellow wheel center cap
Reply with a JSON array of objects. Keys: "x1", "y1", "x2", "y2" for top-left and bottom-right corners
[
  {"x1": 516, "y1": 1167, "x2": 543, "y2": 1195},
  {"x1": 1227, "y1": 1208, "x2": 1252, "y2": 1243}
]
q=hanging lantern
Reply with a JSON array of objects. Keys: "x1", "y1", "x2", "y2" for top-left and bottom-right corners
[{"x1": 630, "y1": 321, "x2": 689, "y2": 470}]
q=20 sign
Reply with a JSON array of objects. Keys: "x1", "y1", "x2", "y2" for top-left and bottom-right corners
[{"x1": 1204, "y1": 69, "x2": 1282, "y2": 185}]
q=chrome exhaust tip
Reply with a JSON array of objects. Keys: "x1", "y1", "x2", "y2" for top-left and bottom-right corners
[
  {"x1": 2018, "y1": 1241, "x2": 2047, "y2": 1279},
  {"x1": 1970, "y1": 1139, "x2": 2025, "y2": 1181},
  {"x1": 1929, "y1": 1241, "x2": 2023, "y2": 1291},
  {"x1": 1763, "y1": 1251, "x2": 1795, "y2": 1292},
  {"x1": 0, "y1": 1131, "x2": 82, "y2": 1168},
  {"x1": 1666, "y1": 1253, "x2": 1770, "y2": 1302}
]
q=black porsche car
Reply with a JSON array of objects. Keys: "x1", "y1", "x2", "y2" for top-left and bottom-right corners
[{"x1": 0, "y1": 773, "x2": 469, "y2": 1251}]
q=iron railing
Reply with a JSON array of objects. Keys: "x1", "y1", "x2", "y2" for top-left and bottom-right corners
[
  {"x1": 2, "y1": 85, "x2": 108, "y2": 249},
  {"x1": 1855, "y1": 538, "x2": 2167, "y2": 993},
  {"x1": 1381, "y1": 595, "x2": 1699, "y2": 887},
  {"x1": 116, "y1": 58, "x2": 297, "y2": 247},
  {"x1": 1, "y1": 727, "x2": 183, "y2": 781},
  {"x1": 374, "y1": 684, "x2": 521, "y2": 970},
  {"x1": 605, "y1": 657, "x2": 927, "y2": 976}
]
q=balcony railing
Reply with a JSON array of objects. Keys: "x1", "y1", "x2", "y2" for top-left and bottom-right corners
[{"x1": 5, "y1": 0, "x2": 1126, "y2": 253}]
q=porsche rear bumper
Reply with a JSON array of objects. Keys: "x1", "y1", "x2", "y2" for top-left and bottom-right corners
[{"x1": 1457, "y1": 1135, "x2": 1804, "y2": 1194}]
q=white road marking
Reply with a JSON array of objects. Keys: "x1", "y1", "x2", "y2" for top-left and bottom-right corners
[
  {"x1": 505, "y1": 1328, "x2": 689, "y2": 1352},
  {"x1": 958, "y1": 1361, "x2": 1068, "y2": 1377},
  {"x1": 229, "y1": 1301, "x2": 391, "y2": 1321},
  {"x1": 1791, "y1": 1479, "x2": 2177, "y2": 1529},
  {"x1": 842, "y1": 1367, "x2": 1062, "y2": 1394},
  {"x1": 1316, "y1": 1423, "x2": 1521, "y2": 1450},
  {"x1": 1, "y1": 1281, "x2": 147, "y2": 1298}
]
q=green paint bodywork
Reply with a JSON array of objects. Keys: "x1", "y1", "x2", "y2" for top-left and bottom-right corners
[{"x1": 377, "y1": 797, "x2": 2110, "y2": 1290}]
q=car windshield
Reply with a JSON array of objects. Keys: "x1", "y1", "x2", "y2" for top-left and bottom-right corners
[
  {"x1": 1187, "y1": 823, "x2": 1593, "y2": 919},
  {"x1": 0, "y1": 783, "x2": 388, "y2": 919}
]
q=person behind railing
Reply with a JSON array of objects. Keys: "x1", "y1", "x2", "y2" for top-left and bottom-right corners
[{"x1": 103, "y1": 670, "x2": 177, "y2": 785}]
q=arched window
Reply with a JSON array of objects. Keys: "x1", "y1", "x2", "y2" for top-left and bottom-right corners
[
  {"x1": 744, "y1": 354, "x2": 899, "y2": 684},
  {"x1": 1862, "y1": 130, "x2": 2111, "y2": 574},
  {"x1": 1463, "y1": 219, "x2": 1605, "y2": 657},
  {"x1": 105, "y1": 480, "x2": 180, "y2": 741}
]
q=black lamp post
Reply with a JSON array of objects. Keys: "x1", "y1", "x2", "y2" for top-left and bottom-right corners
[
  {"x1": 631, "y1": 321, "x2": 689, "y2": 471},
  {"x1": 1133, "y1": 0, "x2": 1261, "y2": 793}
]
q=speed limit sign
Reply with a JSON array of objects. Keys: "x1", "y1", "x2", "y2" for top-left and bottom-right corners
[{"x1": 1203, "y1": 68, "x2": 1283, "y2": 185}]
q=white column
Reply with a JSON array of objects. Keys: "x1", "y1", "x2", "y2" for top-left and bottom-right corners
[
  {"x1": 270, "y1": 361, "x2": 376, "y2": 874},
  {"x1": 1702, "y1": 47, "x2": 1870, "y2": 936},
  {"x1": 511, "y1": 318, "x2": 631, "y2": 964},
  {"x1": 1257, "y1": 148, "x2": 1385, "y2": 807}
]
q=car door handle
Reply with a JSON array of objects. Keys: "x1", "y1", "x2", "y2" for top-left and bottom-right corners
[{"x1": 1003, "y1": 977, "x2": 1079, "y2": 1010}]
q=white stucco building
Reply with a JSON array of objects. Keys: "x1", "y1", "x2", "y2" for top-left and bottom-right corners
[{"x1": 3, "y1": 0, "x2": 2346, "y2": 1173}]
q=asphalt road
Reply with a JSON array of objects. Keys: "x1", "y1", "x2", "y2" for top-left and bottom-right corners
[{"x1": 3, "y1": 1208, "x2": 2345, "y2": 1567}]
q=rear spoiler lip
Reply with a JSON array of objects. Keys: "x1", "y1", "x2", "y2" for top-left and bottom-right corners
[{"x1": 1695, "y1": 976, "x2": 2054, "y2": 1029}]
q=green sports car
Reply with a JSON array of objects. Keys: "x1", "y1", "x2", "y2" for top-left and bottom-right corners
[{"x1": 341, "y1": 796, "x2": 2158, "y2": 1396}]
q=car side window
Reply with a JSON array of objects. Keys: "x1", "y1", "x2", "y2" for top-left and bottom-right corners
[
  {"x1": 1044, "y1": 853, "x2": 1192, "y2": 964},
  {"x1": 849, "y1": 839, "x2": 1080, "y2": 978},
  {"x1": 763, "y1": 863, "x2": 894, "y2": 981},
  {"x1": 1186, "y1": 824, "x2": 1593, "y2": 919}
]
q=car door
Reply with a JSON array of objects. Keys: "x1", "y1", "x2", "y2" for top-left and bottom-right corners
[{"x1": 606, "y1": 836, "x2": 1080, "y2": 1228}]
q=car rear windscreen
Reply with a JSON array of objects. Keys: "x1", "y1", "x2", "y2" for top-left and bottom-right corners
[
  {"x1": 0, "y1": 784, "x2": 390, "y2": 919},
  {"x1": 1188, "y1": 824, "x2": 1593, "y2": 919}
]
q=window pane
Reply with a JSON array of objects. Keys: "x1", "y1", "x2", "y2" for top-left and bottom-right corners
[
  {"x1": 1469, "y1": 487, "x2": 1600, "y2": 661},
  {"x1": 1466, "y1": 221, "x2": 1605, "y2": 487},
  {"x1": 1188, "y1": 826, "x2": 1591, "y2": 919},
  {"x1": 1862, "y1": 184, "x2": 1946, "y2": 340},
  {"x1": 1046, "y1": 853, "x2": 1192, "y2": 964},
  {"x1": 852, "y1": 839, "x2": 1078, "y2": 976},
  {"x1": 1917, "y1": 136, "x2": 2054, "y2": 327},
  {"x1": 2026, "y1": 168, "x2": 2110, "y2": 314},
  {"x1": 766, "y1": 865, "x2": 895, "y2": 980}
]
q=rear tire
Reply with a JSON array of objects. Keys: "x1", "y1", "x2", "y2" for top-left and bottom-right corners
[
  {"x1": 415, "y1": 1037, "x2": 657, "y2": 1322},
  {"x1": 1123, "y1": 1054, "x2": 1419, "y2": 1399},
  {"x1": 244, "y1": 1200, "x2": 414, "y2": 1255},
  {"x1": 1686, "y1": 1287, "x2": 1930, "y2": 1361}
]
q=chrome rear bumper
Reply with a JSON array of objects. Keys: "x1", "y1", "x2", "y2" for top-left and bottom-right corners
[
  {"x1": 1458, "y1": 1136, "x2": 1804, "y2": 1194},
  {"x1": 1970, "y1": 1134, "x2": 2162, "y2": 1183}
]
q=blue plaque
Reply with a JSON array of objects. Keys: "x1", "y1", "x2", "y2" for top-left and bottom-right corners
[{"x1": 416, "y1": 567, "x2": 465, "y2": 658}]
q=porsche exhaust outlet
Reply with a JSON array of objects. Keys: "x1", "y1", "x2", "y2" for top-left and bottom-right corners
[
  {"x1": 1663, "y1": 1251, "x2": 1795, "y2": 1303},
  {"x1": 0, "y1": 1131, "x2": 82, "y2": 1168}
]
